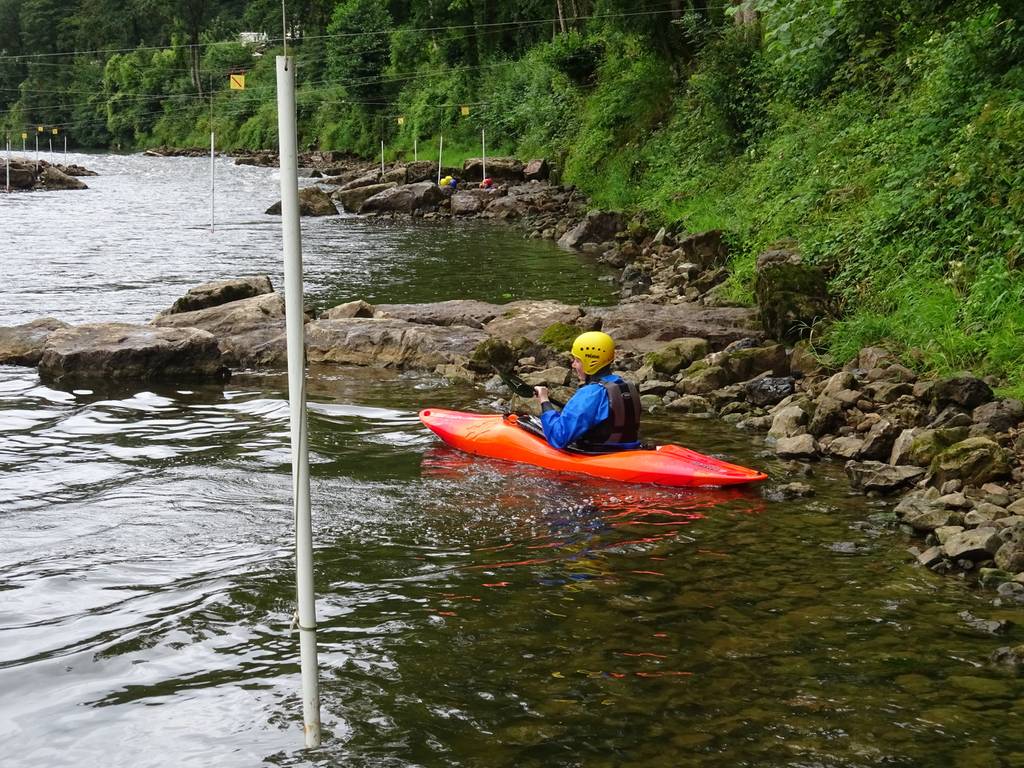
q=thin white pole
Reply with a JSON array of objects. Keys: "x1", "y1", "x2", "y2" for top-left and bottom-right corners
[
  {"x1": 210, "y1": 129, "x2": 215, "y2": 233},
  {"x1": 34, "y1": 133, "x2": 38, "y2": 170},
  {"x1": 5, "y1": 138, "x2": 9, "y2": 193},
  {"x1": 481, "y1": 128, "x2": 486, "y2": 183},
  {"x1": 22, "y1": 135, "x2": 25, "y2": 152},
  {"x1": 276, "y1": 53, "x2": 321, "y2": 750},
  {"x1": 210, "y1": 81, "x2": 215, "y2": 233},
  {"x1": 414, "y1": 137, "x2": 417, "y2": 162},
  {"x1": 437, "y1": 135, "x2": 443, "y2": 183},
  {"x1": 64, "y1": 135, "x2": 67, "y2": 160},
  {"x1": 48, "y1": 137, "x2": 53, "y2": 161},
  {"x1": 380, "y1": 139, "x2": 384, "y2": 178}
]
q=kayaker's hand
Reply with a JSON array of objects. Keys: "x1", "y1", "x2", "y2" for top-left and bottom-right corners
[{"x1": 534, "y1": 386, "x2": 549, "y2": 403}]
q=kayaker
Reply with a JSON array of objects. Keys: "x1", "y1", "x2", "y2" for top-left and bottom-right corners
[{"x1": 534, "y1": 331, "x2": 642, "y2": 452}]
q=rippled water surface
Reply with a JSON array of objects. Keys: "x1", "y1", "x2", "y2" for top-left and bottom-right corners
[{"x1": 2, "y1": 156, "x2": 1023, "y2": 767}]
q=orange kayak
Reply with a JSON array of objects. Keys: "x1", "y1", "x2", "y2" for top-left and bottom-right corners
[{"x1": 419, "y1": 408, "x2": 768, "y2": 487}]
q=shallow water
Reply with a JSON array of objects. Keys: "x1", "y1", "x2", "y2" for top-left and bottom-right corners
[{"x1": 1, "y1": 156, "x2": 1022, "y2": 767}]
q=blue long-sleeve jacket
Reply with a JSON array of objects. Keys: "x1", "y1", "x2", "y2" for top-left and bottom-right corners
[{"x1": 539, "y1": 374, "x2": 640, "y2": 450}]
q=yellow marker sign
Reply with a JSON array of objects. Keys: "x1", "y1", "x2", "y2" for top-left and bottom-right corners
[
  {"x1": 52, "y1": 127, "x2": 59, "y2": 135},
  {"x1": 396, "y1": 116, "x2": 405, "y2": 125},
  {"x1": 37, "y1": 125, "x2": 44, "y2": 132},
  {"x1": 229, "y1": 74, "x2": 246, "y2": 90},
  {"x1": 460, "y1": 106, "x2": 470, "y2": 116},
  {"x1": 21, "y1": 132, "x2": 27, "y2": 140}
]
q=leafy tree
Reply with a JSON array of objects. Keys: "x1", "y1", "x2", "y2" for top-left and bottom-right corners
[{"x1": 326, "y1": 0, "x2": 393, "y2": 100}]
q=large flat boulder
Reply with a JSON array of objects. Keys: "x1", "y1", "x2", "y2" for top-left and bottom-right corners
[
  {"x1": 0, "y1": 317, "x2": 70, "y2": 365},
  {"x1": 304, "y1": 318, "x2": 487, "y2": 369},
  {"x1": 462, "y1": 157, "x2": 523, "y2": 182},
  {"x1": 155, "y1": 275, "x2": 274, "y2": 317},
  {"x1": 360, "y1": 181, "x2": 444, "y2": 214},
  {"x1": 152, "y1": 293, "x2": 287, "y2": 369},
  {"x1": 586, "y1": 302, "x2": 762, "y2": 352},
  {"x1": 374, "y1": 300, "x2": 503, "y2": 329},
  {"x1": 38, "y1": 323, "x2": 225, "y2": 384},
  {"x1": 483, "y1": 301, "x2": 582, "y2": 341}
]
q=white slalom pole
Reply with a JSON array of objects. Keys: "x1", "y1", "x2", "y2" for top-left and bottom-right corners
[
  {"x1": 5, "y1": 138, "x2": 10, "y2": 193},
  {"x1": 414, "y1": 137, "x2": 417, "y2": 162},
  {"x1": 380, "y1": 139, "x2": 384, "y2": 178},
  {"x1": 481, "y1": 128, "x2": 486, "y2": 184},
  {"x1": 48, "y1": 137, "x2": 53, "y2": 161},
  {"x1": 276, "y1": 53, "x2": 322, "y2": 750},
  {"x1": 34, "y1": 133, "x2": 38, "y2": 170},
  {"x1": 437, "y1": 135, "x2": 443, "y2": 183},
  {"x1": 64, "y1": 135, "x2": 67, "y2": 160},
  {"x1": 210, "y1": 128, "x2": 215, "y2": 233}
]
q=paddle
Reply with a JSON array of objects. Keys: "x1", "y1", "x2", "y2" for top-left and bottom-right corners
[{"x1": 495, "y1": 368, "x2": 566, "y2": 409}]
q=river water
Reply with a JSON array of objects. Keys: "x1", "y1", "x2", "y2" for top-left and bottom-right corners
[{"x1": 1, "y1": 155, "x2": 1022, "y2": 767}]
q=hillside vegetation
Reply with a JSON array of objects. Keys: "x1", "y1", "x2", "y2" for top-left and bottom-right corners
[{"x1": 2, "y1": 1, "x2": 1023, "y2": 389}]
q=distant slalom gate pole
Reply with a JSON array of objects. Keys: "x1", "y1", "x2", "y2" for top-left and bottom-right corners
[
  {"x1": 210, "y1": 81, "x2": 215, "y2": 233},
  {"x1": 5, "y1": 137, "x2": 10, "y2": 193},
  {"x1": 481, "y1": 129, "x2": 486, "y2": 183},
  {"x1": 437, "y1": 135, "x2": 443, "y2": 183},
  {"x1": 276, "y1": 53, "x2": 322, "y2": 750},
  {"x1": 380, "y1": 139, "x2": 385, "y2": 179}
]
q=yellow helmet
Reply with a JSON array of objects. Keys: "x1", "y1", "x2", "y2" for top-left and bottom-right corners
[{"x1": 572, "y1": 331, "x2": 615, "y2": 375}]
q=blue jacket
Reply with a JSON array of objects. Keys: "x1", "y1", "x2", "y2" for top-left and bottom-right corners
[{"x1": 540, "y1": 374, "x2": 641, "y2": 450}]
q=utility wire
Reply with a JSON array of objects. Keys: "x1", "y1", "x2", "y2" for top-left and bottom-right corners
[{"x1": 0, "y1": 3, "x2": 685, "y2": 62}]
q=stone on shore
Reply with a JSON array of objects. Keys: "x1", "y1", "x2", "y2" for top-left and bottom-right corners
[
  {"x1": 753, "y1": 249, "x2": 830, "y2": 342},
  {"x1": 374, "y1": 299, "x2": 502, "y2": 329},
  {"x1": 845, "y1": 461, "x2": 926, "y2": 494},
  {"x1": 156, "y1": 276, "x2": 274, "y2": 317},
  {"x1": 463, "y1": 157, "x2": 523, "y2": 182},
  {"x1": 0, "y1": 318, "x2": 70, "y2": 366},
  {"x1": 265, "y1": 186, "x2": 338, "y2": 216},
  {"x1": 359, "y1": 181, "x2": 444, "y2": 214},
  {"x1": 587, "y1": 302, "x2": 762, "y2": 352},
  {"x1": 322, "y1": 300, "x2": 375, "y2": 319},
  {"x1": 333, "y1": 182, "x2": 398, "y2": 212},
  {"x1": 558, "y1": 211, "x2": 625, "y2": 250},
  {"x1": 152, "y1": 293, "x2": 287, "y2": 369},
  {"x1": 38, "y1": 323, "x2": 225, "y2": 384},
  {"x1": 926, "y1": 437, "x2": 1010, "y2": 488},
  {"x1": 451, "y1": 189, "x2": 498, "y2": 215}
]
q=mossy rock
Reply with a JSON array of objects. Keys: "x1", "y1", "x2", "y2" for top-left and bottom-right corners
[
  {"x1": 645, "y1": 338, "x2": 710, "y2": 376},
  {"x1": 468, "y1": 337, "x2": 519, "y2": 373},
  {"x1": 538, "y1": 322, "x2": 578, "y2": 352},
  {"x1": 907, "y1": 427, "x2": 970, "y2": 466},
  {"x1": 754, "y1": 261, "x2": 830, "y2": 342},
  {"x1": 927, "y1": 437, "x2": 1010, "y2": 488}
]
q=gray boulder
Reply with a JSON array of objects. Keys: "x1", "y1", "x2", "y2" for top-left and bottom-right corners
[
  {"x1": 558, "y1": 211, "x2": 625, "y2": 250},
  {"x1": 156, "y1": 276, "x2": 274, "y2": 317},
  {"x1": 450, "y1": 189, "x2": 497, "y2": 216},
  {"x1": 304, "y1": 318, "x2": 487, "y2": 369},
  {"x1": 463, "y1": 156, "x2": 523, "y2": 182},
  {"x1": 333, "y1": 182, "x2": 398, "y2": 212},
  {"x1": 360, "y1": 181, "x2": 444, "y2": 214},
  {"x1": 845, "y1": 461, "x2": 926, "y2": 494},
  {"x1": 40, "y1": 165, "x2": 88, "y2": 190},
  {"x1": 38, "y1": 323, "x2": 226, "y2": 384},
  {"x1": 754, "y1": 250, "x2": 830, "y2": 342},
  {"x1": 0, "y1": 317, "x2": 70, "y2": 365},
  {"x1": 152, "y1": 292, "x2": 288, "y2": 369},
  {"x1": 265, "y1": 186, "x2": 338, "y2": 216}
]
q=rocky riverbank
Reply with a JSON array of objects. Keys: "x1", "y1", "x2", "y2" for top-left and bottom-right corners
[{"x1": 2, "y1": 269, "x2": 1024, "y2": 612}]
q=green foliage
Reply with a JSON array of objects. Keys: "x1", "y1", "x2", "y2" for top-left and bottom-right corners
[{"x1": 326, "y1": 0, "x2": 393, "y2": 99}]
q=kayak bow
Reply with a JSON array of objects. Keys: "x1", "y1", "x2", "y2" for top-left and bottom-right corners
[{"x1": 419, "y1": 408, "x2": 767, "y2": 487}]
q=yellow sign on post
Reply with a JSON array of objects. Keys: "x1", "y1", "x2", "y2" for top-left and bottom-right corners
[
  {"x1": 21, "y1": 132, "x2": 27, "y2": 140},
  {"x1": 52, "y1": 127, "x2": 58, "y2": 135},
  {"x1": 37, "y1": 125, "x2": 43, "y2": 132},
  {"x1": 460, "y1": 106, "x2": 470, "y2": 116},
  {"x1": 396, "y1": 116, "x2": 405, "y2": 125},
  {"x1": 229, "y1": 74, "x2": 246, "y2": 90}
]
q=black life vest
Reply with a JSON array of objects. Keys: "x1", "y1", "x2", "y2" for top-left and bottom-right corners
[{"x1": 576, "y1": 378, "x2": 641, "y2": 449}]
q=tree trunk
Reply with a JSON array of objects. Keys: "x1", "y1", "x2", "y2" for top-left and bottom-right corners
[{"x1": 555, "y1": 0, "x2": 566, "y2": 34}]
